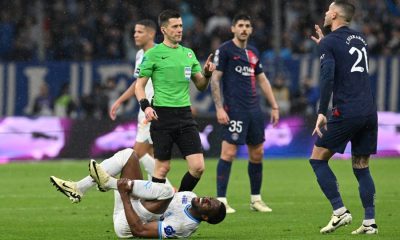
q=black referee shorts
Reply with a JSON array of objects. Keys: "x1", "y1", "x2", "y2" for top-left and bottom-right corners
[
  {"x1": 315, "y1": 113, "x2": 377, "y2": 155},
  {"x1": 150, "y1": 106, "x2": 203, "y2": 160}
]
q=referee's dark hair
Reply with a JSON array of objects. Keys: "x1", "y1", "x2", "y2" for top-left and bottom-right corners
[
  {"x1": 334, "y1": 0, "x2": 356, "y2": 22},
  {"x1": 232, "y1": 13, "x2": 252, "y2": 26},
  {"x1": 207, "y1": 202, "x2": 226, "y2": 224},
  {"x1": 158, "y1": 9, "x2": 181, "y2": 27},
  {"x1": 136, "y1": 19, "x2": 157, "y2": 32}
]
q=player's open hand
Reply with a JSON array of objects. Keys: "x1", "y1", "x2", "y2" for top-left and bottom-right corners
[
  {"x1": 311, "y1": 25, "x2": 324, "y2": 44},
  {"x1": 109, "y1": 101, "x2": 121, "y2": 120},
  {"x1": 203, "y1": 53, "x2": 216, "y2": 77},
  {"x1": 216, "y1": 108, "x2": 229, "y2": 125},
  {"x1": 270, "y1": 109, "x2": 279, "y2": 127},
  {"x1": 312, "y1": 114, "x2": 328, "y2": 138}
]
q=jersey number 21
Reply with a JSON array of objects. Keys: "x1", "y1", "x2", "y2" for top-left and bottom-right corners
[{"x1": 349, "y1": 46, "x2": 369, "y2": 73}]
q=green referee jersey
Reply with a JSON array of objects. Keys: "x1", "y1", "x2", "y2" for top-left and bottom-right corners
[{"x1": 138, "y1": 43, "x2": 202, "y2": 107}]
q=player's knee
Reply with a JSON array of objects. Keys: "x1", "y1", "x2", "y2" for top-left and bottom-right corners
[
  {"x1": 189, "y1": 163, "x2": 205, "y2": 177},
  {"x1": 352, "y1": 155, "x2": 370, "y2": 168},
  {"x1": 249, "y1": 148, "x2": 264, "y2": 162},
  {"x1": 221, "y1": 149, "x2": 237, "y2": 161}
]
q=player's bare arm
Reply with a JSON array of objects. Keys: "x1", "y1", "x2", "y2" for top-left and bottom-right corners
[
  {"x1": 118, "y1": 178, "x2": 159, "y2": 238},
  {"x1": 311, "y1": 24, "x2": 325, "y2": 44},
  {"x1": 109, "y1": 81, "x2": 137, "y2": 120},
  {"x1": 192, "y1": 53, "x2": 215, "y2": 91},
  {"x1": 210, "y1": 70, "x2": 229, "y2": 125},
  {"x1": 256, "y1": 73, "x2": 279, "y2": 126}
]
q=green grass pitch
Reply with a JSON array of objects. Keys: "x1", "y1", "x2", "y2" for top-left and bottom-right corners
[{"x1": 1, "y1": 158, "x2": 399, "y2": 239}]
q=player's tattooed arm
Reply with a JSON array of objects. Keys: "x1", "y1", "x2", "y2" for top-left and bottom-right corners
[{"x1": 210, "y1": 70, "x2": 224, "y2": 109}]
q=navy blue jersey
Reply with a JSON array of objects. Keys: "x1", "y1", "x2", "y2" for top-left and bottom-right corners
[
  {"x1": 214, "y1": 40, "x2": 263, "y2": 112},
  {"x1": 318, "y1": 26, "x2": 376, "y2": 118}
]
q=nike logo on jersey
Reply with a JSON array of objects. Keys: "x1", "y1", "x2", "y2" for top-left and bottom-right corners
[
  {"x1": 161, "y1": 56, "x2": 169, "y2": 59},
  {"x1": 233, "y1": 56, "x2": 240, "y2": 60}
]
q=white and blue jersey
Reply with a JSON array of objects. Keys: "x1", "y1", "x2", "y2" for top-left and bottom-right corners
[{"x1": 158, "y1": 191, "x2": 200, "y2": 239}]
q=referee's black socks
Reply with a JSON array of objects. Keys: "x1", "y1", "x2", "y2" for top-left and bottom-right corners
[{"x1": 178, "y1": 171, "x2": 200, "y2": 192}]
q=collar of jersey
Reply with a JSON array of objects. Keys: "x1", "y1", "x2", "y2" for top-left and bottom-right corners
[{"x1": 184, "y1": 204, "x2": 201, "y2": 223}]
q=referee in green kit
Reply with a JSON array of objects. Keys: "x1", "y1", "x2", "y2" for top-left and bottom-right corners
[{"x1": 135, "y1": 9, "x2": 215, "y2": 191}]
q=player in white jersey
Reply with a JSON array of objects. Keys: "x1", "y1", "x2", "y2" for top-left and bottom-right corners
[
  {"x1": 50, "y1": 148, "x2": 226, "y2": 239},
  {"x1": 109, "y1": 19, "x2": 165, "y2": 182}
]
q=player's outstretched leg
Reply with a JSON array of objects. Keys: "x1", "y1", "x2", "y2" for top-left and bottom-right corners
[
  {"x1": 50, "y1": 176, "x2": 83, "y2": 203},
  {"x1": 320, "y1": 210, "x2": 352, "y2": 234}
]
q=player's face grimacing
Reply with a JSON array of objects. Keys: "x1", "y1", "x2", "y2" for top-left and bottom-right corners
[
  {"x1": 162, "y1": 18, "x2": 183, "y2": 44},
  {"x1": 232, "y1": 20, "x2": 252, "y2": 42},
  {"x1": 191, "y1": 197, "x2": 221, "y2": 213},
  {"x1": 134, "y1": 24, "x2": 153, "y2": 48}
]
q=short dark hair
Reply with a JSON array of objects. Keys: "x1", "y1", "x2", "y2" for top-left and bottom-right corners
[
  {"x1": 158, "y1": 9, "x2": 181, "y2": 27},
  {"x1": 232, "y1": 13, "x2": 252, "y2": 26},
  {"x1": 136, "y1": 19, "x2": 157, "y2": 32},
  {"x1": 207, "y1": 202, "x2": 226, "y2": 224},
  {"x1": 334, "y1": 0, "x2": 355, "y2": 22}
]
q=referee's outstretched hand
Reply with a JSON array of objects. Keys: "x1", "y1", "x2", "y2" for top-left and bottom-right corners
[
  {"x1": 203, "y1": 53, "x2": 215, "y2": 76},
  {"x1": 311, "y1": 25, "x2": 324, "y2": 45},
  {"x1": 312, "y1": 114, "x2": 327, "y2": 138},
  {"x1": 143, "y1": 107, "x2": 158, "y2": 124}
]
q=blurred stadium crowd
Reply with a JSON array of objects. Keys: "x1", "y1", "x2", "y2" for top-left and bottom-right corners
[
  {"x1": 1, "y1": 0, "x2": 399, "y2": 62},
  {"x1": 0, "y1": 0, "x2": 399, "y2": 118}
]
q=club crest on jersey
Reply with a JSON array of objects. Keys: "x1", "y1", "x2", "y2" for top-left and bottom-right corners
[
  {"x1": 250, "y1": 56, "x2": 258, "y2": 64},
  {"x1": 187, "y1": 52, "x2": 193, "y2": 58},
  {"x1": 164, "y1": 226, "x2": 176, "y2": 237}
]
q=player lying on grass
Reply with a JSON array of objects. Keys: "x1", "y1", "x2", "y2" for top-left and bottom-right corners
[{"x1": 50, "y1": 148, "x2": 226, "y2": 238}]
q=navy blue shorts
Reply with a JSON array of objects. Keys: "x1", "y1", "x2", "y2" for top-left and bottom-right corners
[
  {"x1": 222, "y1": 111, "x2": 265, "y2": 145},
  {"x1": 315, "y1": 113, "x2": 377, "y2": 155}
]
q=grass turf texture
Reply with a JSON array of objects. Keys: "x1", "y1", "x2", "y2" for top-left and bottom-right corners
[{"x1": 1, "y1": 158, "x2": 399, "y2": 239}]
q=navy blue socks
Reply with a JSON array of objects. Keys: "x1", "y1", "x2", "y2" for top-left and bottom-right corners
[
  {"x1": 216, "y1": 159, "x2": 232, "y2": 197},
  {"x1": 353, "y1": 167, "x2": 376, "y2": 220},
  {"x1": 309, "y1": 159, "x2": 344, "y2": 210},
  {"x1": 248, "y1": 162, "x2": 262, "y2": 195}
]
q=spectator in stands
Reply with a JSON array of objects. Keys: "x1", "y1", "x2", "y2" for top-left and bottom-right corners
[
  {"x1": 301, "y1": 76, "x2": 319, "y2": 115},
  {"x1": 54, "y1": 83, "x2": 77, "y2": 118},
  {"x1": 32, "y1": 82, "x2": 53, "y2": 116},
  {"x1": 80, "y1": 83, "x2": 109, "y2": 119},
  {"x1": 271, "y1": 74, "x2": 291, "y2": 116}
]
